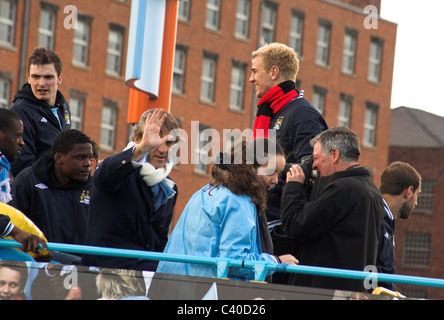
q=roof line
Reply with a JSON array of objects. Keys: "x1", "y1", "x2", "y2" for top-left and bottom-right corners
[{"x1": 405, "y1": 107, "x2": 444, "y2": 147}]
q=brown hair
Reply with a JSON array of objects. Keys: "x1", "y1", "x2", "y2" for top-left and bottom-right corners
[
  {"x1": 28, "y1": 47, "x2": 64, "y2": 76},
  {"x1": 211, "y1": 137, "x2": 284, "y2": 213},
  {"x1": 379, "y1": 161, "x2": 421, "y2": 195},
  {"x1": 131, "y1": 109, "x2": 180, "y2": 143}
]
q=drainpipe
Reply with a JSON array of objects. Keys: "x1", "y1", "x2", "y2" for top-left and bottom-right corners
[
  {"x1": 18, "y1": 0, "x2": 31, "y2": 89},
  {"x1": 250, "y1": 0, "x2": 263, "y2": 129}
]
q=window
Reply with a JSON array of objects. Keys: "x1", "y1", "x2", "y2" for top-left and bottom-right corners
[
  {"x1": 261, "y1": 2, "x2": 277, "y2": 45},
  {"x1": 73, "y1": 17, "x2": 91, "y2": 66},
  {"x1": 69, "y1": 96, "x2": 85, "y2": 130},
  {"x1": 368, "y1": 37, "x2": 383, "y2": 82},
  {"x1": 363, "y1": 102, "x2": 378, "y2": 147},
  {"x1": 0, "y1": 0, "x2": 16, "y2": 45},
  {"x1": 172, "y1": 45, "x2": 188, "y2": 94},
  {"x1": 178, "y1": 0, "x2": 191, "y2": 22},
  {"x1": 338, "y1": 93, "x2": 353, "y2": 127},
  {"x1": 0, "y1": 78, "x2": 10, "y2": 109},
  {"x1": 289, "y1": 10, "x2": 304, "y2": 56},
  {"x1": 229, "y1": 61, "x2": 246, "y2": 111},
  {"x1": 316, "y1": 20, "x2": 331, "y2": 66},
  {"x1": 106, "y1": 25, "x2": 124, "y2": 76},
  {"x1": 415, "y1": 180, "x2": 435, "y2": 213},
  {"x1": 100, "y1": 103, "x2": 117, "y2": 150},
  {"x1": 313, "y1": 86, "x2": 327, "y2": 115},
  {"x1": 402, "y1": 232, "x2": 431, "y2": 267},
  {"x1": 38, "y1": 4, "x2": 58, "y2": 50},
  {"x1": 205, "y1": 0, "x2": 220, "y2": 31},
  {"x1": 194, "y1": 123, "x2": 212, "y2": 174},
  {"x1": 235, "y1": 0, "x2": 250, "y2": 39},
  {"x1": 200, "y1": 52, "x2": 218, "y2": 103},
  {"x1": 342, "y1": 29, "x2": 357, "y2": 74}
]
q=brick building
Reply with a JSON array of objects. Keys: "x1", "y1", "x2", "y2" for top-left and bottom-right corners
[
  {"x1": 0, "y1": 0, "x2": 397, "y2": 226},
  {"x1": 389, "y1": 107, "x2": 444, "y2": 299}
]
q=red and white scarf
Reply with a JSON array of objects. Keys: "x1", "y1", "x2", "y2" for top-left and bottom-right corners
[{"x1": 252, "y1": 80, "x2": 299, "y2": 138}]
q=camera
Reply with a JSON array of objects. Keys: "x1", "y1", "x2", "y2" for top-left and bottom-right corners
[{"x1": 281, "y1": 155, "x2": 317, "y2": 189}]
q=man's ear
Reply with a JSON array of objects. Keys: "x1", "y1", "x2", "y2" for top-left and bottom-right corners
[
  {"x1": 270, "y1": 66, "x2": 280, "y2": 81},
  {"x1": 403, "y1": 186, "x2": 414, "y2": 199},
  {"x1": 54, "y1": 152, "x2": 63, "y2": 165},
  {"x1": 331, "y1": 149, "x2": 340, "y2": 164}
]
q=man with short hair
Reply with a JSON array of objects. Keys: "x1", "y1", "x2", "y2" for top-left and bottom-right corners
[
  {"x1": 10, "y1": 129, "x2": 93, "y2": 264},
  {"x1": 377, "y1": 161, "x2": 421, "y2": 291},
  {"x1": 281, "y1": 127, "x2": 384, "y2": 292},
  {"x1": 10, "y1": 47, "x2": 71, "y2": 177},
  {"x1": 249, "y1": 42, "x2": 328, "y2": 283},
  {"x1": 0, "y1": 108, "x2": 47, "y2": 255},
  {"x1": 82, "y1": 109, "x2": 180, "y2": 271}
]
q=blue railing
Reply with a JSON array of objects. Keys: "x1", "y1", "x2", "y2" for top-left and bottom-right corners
[{"x1": 1, "y1": 238, "x2": 444, "y2": 290}]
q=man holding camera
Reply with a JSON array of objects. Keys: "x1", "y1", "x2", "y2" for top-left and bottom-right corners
[
  {"x1": 281, "y1": 127, "x2": 384, "y2": 292},
  {"x1": 249, "y1": 43, "x2": 327, "y2": 283}
]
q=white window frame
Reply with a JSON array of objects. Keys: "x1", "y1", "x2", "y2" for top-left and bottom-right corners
[
  {"x1": 363, "y1": 102, "x2": 378, "y2": 147},
  {"x1": 100, "y1": 105, "x2": 117, "y2": 150},
  {"x1": 342, "y1": 30, "x2": 357, "y2": 75},
  {"x1": 178, "y1": 0, "x2": 191, "y2": 22},
  {"x1": 229, "y1": 63, "x2": 246, "y2": 111},
  {"x1": 0, "y1": 0, "x2": 16, "y2": 46},
  {"x1": 205, "y1": 0, "x2": 220, "y2": 31},
  {"x1": 261, "y1": 2, "x2": 276, "y2": 45},
  {"x1": 316, "y1": 22, "x2": 331, "y2": 66},
  {"x1": 73, "y1": 18, "x2": 90, "y2": 67},
  {"x1": 368, "y1": 38, "x2": 383, "y2": 82},
  {"x1": 172, "y1": 47, "x2": 187, "y2": 94},
  {"x1": 235, "y1": 0, "x2": 250, "y2": 39},
  {"x1": 69, "y1": 97, "x2": 85, "y2": 130},
  {"x1": 106, "y1": 28, "x2": 124, "y2": 76},
  {"x1": 338, "y1": 95, "x2": 352, "y2": 127},
  {"x1": 313, "y1": 86, "x2": 326, "y2": 115},
  {"x1": 0, "y1": 78, "x2": 10, "y2": 109},
  {"x1": 194, "y1": 123, "x2": 212, "y2": 174},
  {"x1": 200, "y1": 54, "x2": 217, "y2": 103},
  {"x1": 38, "y1": 8, "x2": 56, "y2": 50},
  {"x1": 289, "y1": 10, "x2": 304, "y2": 56}
]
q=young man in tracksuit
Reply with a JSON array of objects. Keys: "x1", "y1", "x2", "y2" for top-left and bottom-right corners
[
  {"x1": 9, "y1": 47, "x2": 71, "y2": 178},
  {"x1": 10, "y1": 129, "x2": 94, "y2": 264}
]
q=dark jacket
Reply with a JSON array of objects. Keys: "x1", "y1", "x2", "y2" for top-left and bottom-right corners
[
  {"x1": 281, "y1": 166, "x2": 384, "y2": 292},
  {"x1": 376, "y1": 199, "x2": 396, "y2": 291},
  {"x1": 266, "y1": 96, "x2": 327, "y2": 222},
  {"x1": 9, "y1": 83, "x2": 71, "y2": 177},
  {"x1": 81, "y1": 148, "x2": 177, "y2": 272},
  {"x1": 9, "y1": 153, "x2": 91, "y2": 245}
]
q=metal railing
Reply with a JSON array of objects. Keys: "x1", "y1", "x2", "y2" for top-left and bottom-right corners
[{"x1": 1, "y1": 238, "x2": 444, "y2": 290}]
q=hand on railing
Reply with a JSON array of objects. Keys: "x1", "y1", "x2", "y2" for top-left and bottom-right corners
[{"x1": 278, "y1": 254, "x2": 299, "y2": 265}]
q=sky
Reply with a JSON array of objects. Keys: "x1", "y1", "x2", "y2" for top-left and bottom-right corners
[{"x1": 380, "y1": 0, "x2": 444, "y2": 117}]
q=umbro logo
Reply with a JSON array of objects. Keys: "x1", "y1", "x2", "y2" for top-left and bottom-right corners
[
  {"x1": 35, "y1": 183, "x2": 48, "y2": 189},
  {"x1": 41, "y1": 117, "x2": 48, "y2": 123}
]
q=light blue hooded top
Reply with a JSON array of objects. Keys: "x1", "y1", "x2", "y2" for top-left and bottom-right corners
[{"x1": 156, "y1": 184, "x2": 278, "y2": 280}]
